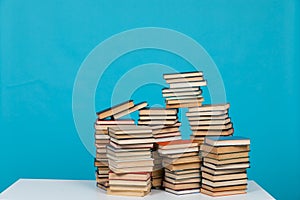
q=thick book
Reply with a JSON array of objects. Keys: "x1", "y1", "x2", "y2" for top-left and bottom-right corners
[
  {"x1": 96, "y1": 119, "x2": 135, "y2": 125},
  {"x1": 201, "y1": 183, "x2": 247, "y2": 192},
  {"x1": 162, "y1": 87, "x2": 200, "y2": 94},
  {"x1": 165, "y1": 188, "x2": 200, "y2": 195},
  {"x1": 202, "y1": 172, "x2": 247, "y2": 181},
  {"x1": 109, "y1": 172, "x2": 151, "y2": 181},
  {"x1": 94, "y1": 123, "x2": 135, "y2": 131},
  {"x1": 189, "y1": 103, "x2": 230, "y2": 112},
  {"x1": 96, "y1": 100, "x2": 134, "y2": 119},
  {"x1": 201, "y1": 166, "x2": 246, "y2": 175},
  {"x1": 164, "y1": 152, "x2": 198, "y2": 159},
  {"x1": 186, "y1": 110, "x2": 228, "y2": 117},
  {"x1": 163, "y1": 156, "x2": 200, "y2": 165},
  {"x1": 152, "y1": 126, "x2": 179, "y2": 135},
  {"x1": 108, "y1": 126, "x2": 152, "y2": 135},
  {"x1": 110, "y1": 137, "x2": 155, "y2": 145},
  {"x1": 139, "y1": 115, "x2": 177, "y2": 120},
  {"x1": 190, "y1": 123, "x2": 233, "y2": 131},
  {"x1": 107, "y1": 187, "x2": 150, "y2": 197},
  {"x1": 200, "y1": 144, "x2": 250, "y2": 154},
  {"x1": 188, "y1": 114, "x2": 229, "y2": 121},
  {"x1": 158, "y1": 146, "x2": 199, "y2": 155},
  {"x1": 165, "y1": 172, "x2": 200, "y2": 180},
  {"x1": 109, "y1": 178, "x2": 151, "y2": 187},
  {"x1": 189, "y1": 118, "x2": 231, "y2": 126},
  {"x1": 138, "y1": 119, "x2": 178, "y2": 125},
  {"x1": 163, "y1": 71, "x2": 203, "y2": 79},
  {"x1": 200, "y1": 188, "x2": 246, "y2": 197},
  {"x1": 109, "y1": 165, "x2": 153, "y2": 173},
  {"x1": 109, "y1": 141, "x2": 153, "y2": 149},
  {"x1": 164, "y1": 176, "x2": 201, "y2": 184},
  {"x1": 203, "y1": 162, "x2": 250, "y2": 170},
  {"x1": 158, "y1": 139, "x2": 197, "y2": 149},
  {"x1": 155, "y1": 136, "x2": 182, "y2": 143},
  {"x1": 113, "y1": 102, "x2": 148, "y2": 119},
  {"x1": 109, "y1": 132, "x2": 153, "y2": 140},
  {"x1": 165, "y1": 168, "x2": 200, "y2": 175},
  {"x1": 150, "y1": 122, "x2": 181, "y2": 130},
  {"x1": 109, "y1": 184, "x2": 151, "y2": 192},
  {"x1": 163, "y1": 90, "x2": 202, "y2": 97},
  {"x1": 166, "y1": 101, "x2": 202, "y2": 108},
  {"x1": 169, "y1": 80, "x2": 207, "y2": 88},
  {"x1": 165, "y1": 75, "x2": 204, "y2": 84},
  {"x1": 202, "y1": 151, "x2": 249, "y2": 160},
  {"x1": 139, "y1": 108, "x2": 177, "y2": 116},
  {"x1": 165, "y1": 162, "x2": 201, "y2": 171},
  {"x1": 192, "y1": 128, "x2": 234, "y2": 136},
  {"x1": 166, "y1": 97, "x2": 204, "y2": 105},
  {"x1": 205, "y1": 136, "x2": 250, "y2": 146},
  {"x1": 163, "y1": 181, "x2": 200, "y2": 190},
  {"x1": 204, "y1": 157, "x2": 249, "y2": 165},
  {"x1": 107, "y1": 154, "x2": 151, "y2": 161},
  {"x1": 108, "y1": 158, "x2": 154, "y2": 168},
  {"x1": 202, "y1": 178, "x2": 248, "y2": 188}
]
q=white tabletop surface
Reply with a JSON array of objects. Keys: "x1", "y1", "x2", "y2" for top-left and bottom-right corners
[{"x1": 0, "y1": 179, "x2": 275, "y2": 200}]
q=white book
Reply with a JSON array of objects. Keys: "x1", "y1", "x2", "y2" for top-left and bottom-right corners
[
  {"x1": 169, "y1": 80, "x2": 207, "y2": 88},
  {"x1": 165, "y1": 188, "x2": 199, "y2": 195}
]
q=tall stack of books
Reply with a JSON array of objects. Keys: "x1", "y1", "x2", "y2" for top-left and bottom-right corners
[
  {"x1": 138, "y1": 108, "x2": 181, "y2": 142},
  {"x1": 187, "y1": 103, "x2": 234, "y2": 145},
  {"x1": 106, "y1": 125, "x2": 155, "y2": 197},
  {"x1": 200, "y1": 136, "x2": 250, "y2": 197},
  {"x1": 162, "y1": 71, "x2": 207, "y2": 109},
  {"x1": 151, "y1": 150, "x2": 164, "y2": 188},
  {"x1": 158, "y1": 140, "x2": 201, "y2": 195},
  {"x1": 94, "y1": 100, "x2": 148, "y2": 190}
]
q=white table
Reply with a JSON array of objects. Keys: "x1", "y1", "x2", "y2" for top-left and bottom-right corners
[{"x1": 0, "y1": 179, "x2": 275, "y2": 200}]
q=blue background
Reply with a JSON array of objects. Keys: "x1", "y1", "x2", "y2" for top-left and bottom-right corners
[{"x1": 1, "y1": 0, "x2": 299, "y2": 199}]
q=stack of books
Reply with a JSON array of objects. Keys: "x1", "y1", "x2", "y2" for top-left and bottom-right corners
[
  {"x1": 138, "y1": 108, "x2": 181, "y2": 142},
  {"x1": 151, "y1": 150, "x2": 164, "y2": 188},
  {"x1": 94, "y1": 100, "x2": 148, "y2": 190},
  {"x1": 106, "y1": 125, "x2": 155, "y2": 197},
  {"x1": 162, "y1": 71, "x2": 207, "y2": 108},
  {"x1": 200, "y1": 136, "x2": 250, "y2": 197},
  {"x1": 158, "y1": 140, "x2": 201, "y2": 195},
  {"x1": 94, "y1": 120, "x2": 135, "y2": 190},
  {"x1": 187, "y1": 103, "x2": 234, "y2": 145}
]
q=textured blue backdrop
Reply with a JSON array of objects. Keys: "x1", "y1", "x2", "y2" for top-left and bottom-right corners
[{"x1": 1, "y1": 1, "x2": 299, "y2": 199}]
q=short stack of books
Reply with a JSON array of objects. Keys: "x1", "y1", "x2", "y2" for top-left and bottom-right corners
[
  {"x1": 187, "y1": 103, "x2": 234, "y2": 145},
  {"x1": 162, "y1": 71, "x2": 207, "y2": 108},
  {"x1": 151, "y1": 150, "x2": 164, "y2": 188},
  {"x1": 158, "y1": 140, "x2": 201, "y2": 195},
  {"x1": 94, "y1": 100, "x2": 147, "y2": 190},
  {"x1": 200, "y1": 136, "x2": 250, "y2": 197},
  {"x1": 138, "y1": 108, "x2": 181, "y2": 142},
  {"x1": 106, "y1": 125, "x2": 155, "y2": 197}
]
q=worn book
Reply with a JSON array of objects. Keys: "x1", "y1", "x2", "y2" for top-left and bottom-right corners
[
  {"x1": 202, "y1": 172, "x2": 247, "y2": 181},
  {"x1": 97, "y1": 100, "x2": 134, "y2": 119},
  {"x1": 139, "y1": 108, "x2": 177, "y2": 116},
  {"x1": 205, "y1": 136, "x2": 250, "y2": 146},
  {"x1": 189, "y1": 103, "x2": 230, "y2": 112},
  {"x1": 113, "y1": 102, "x2": 148, "y2": 119},
  {"x1": 165, "y1": 75, "x2": 204, "y2": 84},
  {"x1": 162, "y1": 87, "x2": 200, "y2": 94},
  {"x1": 163, "y1": 90, "x2": 202, "y2": 98},
  {"x1": 200, "y1": 188, "x2": 246, "y2": 197},
  {"x1": 169, "y1": 80, "x2": 207, "y2": 88},
  {"x1": 200, "y1": 144, "x2": 250, "y2": 154},
  {"x1": 163, "y1": 71, "x2": 203, "y2": 79}
]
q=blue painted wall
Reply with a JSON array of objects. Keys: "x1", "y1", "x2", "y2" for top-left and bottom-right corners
[{"x1": 1, "y1": 1, "x2": 299, "y2": 199}]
